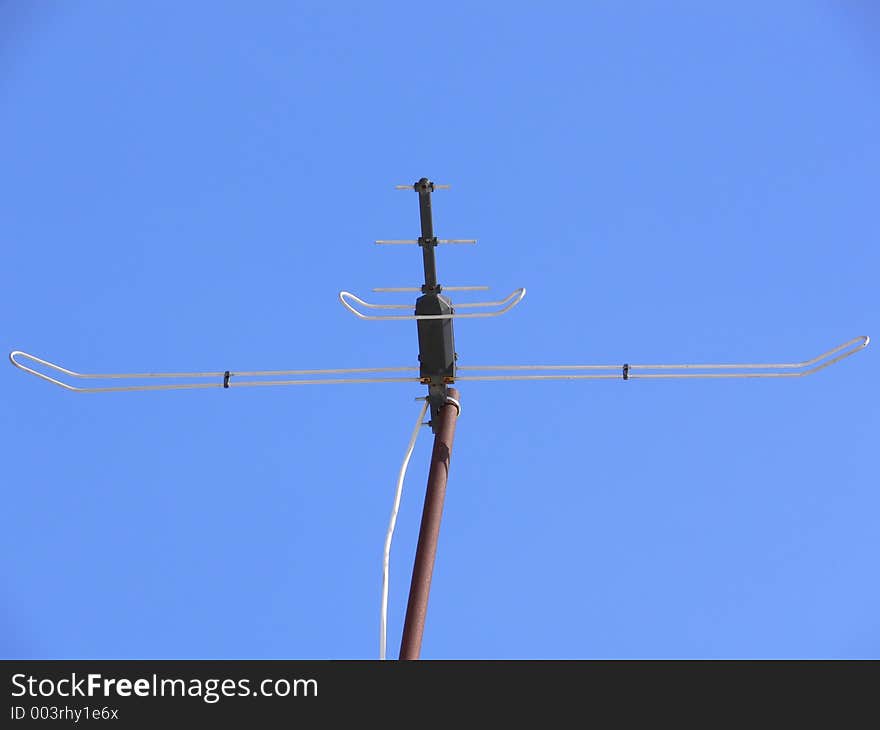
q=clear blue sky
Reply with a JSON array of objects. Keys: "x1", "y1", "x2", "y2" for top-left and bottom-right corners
[{"x1": 2, "y1": 2, "x2": 877, "y2": 659}]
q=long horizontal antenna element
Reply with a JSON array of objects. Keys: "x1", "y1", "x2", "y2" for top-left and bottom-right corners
[
  {"x1": 8, "y1": 351, "x2": 420, "y2": 392},
  {"x1": 456, "y1": 336, "x2": 870, "y2": 381},
  {"x1": 10, "y1": 336, "x2": 868, "y2": 392}
]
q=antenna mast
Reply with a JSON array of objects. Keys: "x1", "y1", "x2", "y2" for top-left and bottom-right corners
[
  {"x1": 400, "y1": 387, "x2": 460, "y2": 659},
  {"x1": 400, "y1": 178, "x2": 460, "y2": 658}
]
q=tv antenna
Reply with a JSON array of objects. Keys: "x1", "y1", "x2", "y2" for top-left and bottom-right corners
[{"x1": 10, "y1": 177, "x2": 869, "y2": 660}]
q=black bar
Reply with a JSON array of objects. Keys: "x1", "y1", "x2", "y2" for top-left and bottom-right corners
[
  {"x1": 416, "y1": 177, "x2": 438, "y2": 290},
  {"x1": 3, "y1": 660, "x2": 872, "y2": 726}
]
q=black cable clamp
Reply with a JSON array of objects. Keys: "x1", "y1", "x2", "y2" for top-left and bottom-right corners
[
  {"x1": 223, "y1": 371, "x2": 231, "y2": 388},
  {"x1": 622, "y1": 363, "x2": 630, "y2": 381}
]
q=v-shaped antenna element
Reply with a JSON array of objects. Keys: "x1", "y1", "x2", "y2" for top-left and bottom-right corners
[{"x1": 338, "y1": 288, "x2": 526, "y2": 320}]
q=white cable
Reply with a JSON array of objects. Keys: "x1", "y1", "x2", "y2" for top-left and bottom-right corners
[{"x1": 380, "y1": 398, "x2": 429, "y2": 660}]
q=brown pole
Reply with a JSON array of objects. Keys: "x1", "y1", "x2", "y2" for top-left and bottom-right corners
[{"x1": 399, "y1": 388, "x2": 460, "y2": 660}]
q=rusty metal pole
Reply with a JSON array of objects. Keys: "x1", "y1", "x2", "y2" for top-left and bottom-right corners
[{"x1": 399, "y1": 388, "x2": 460, "y2": 660}]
